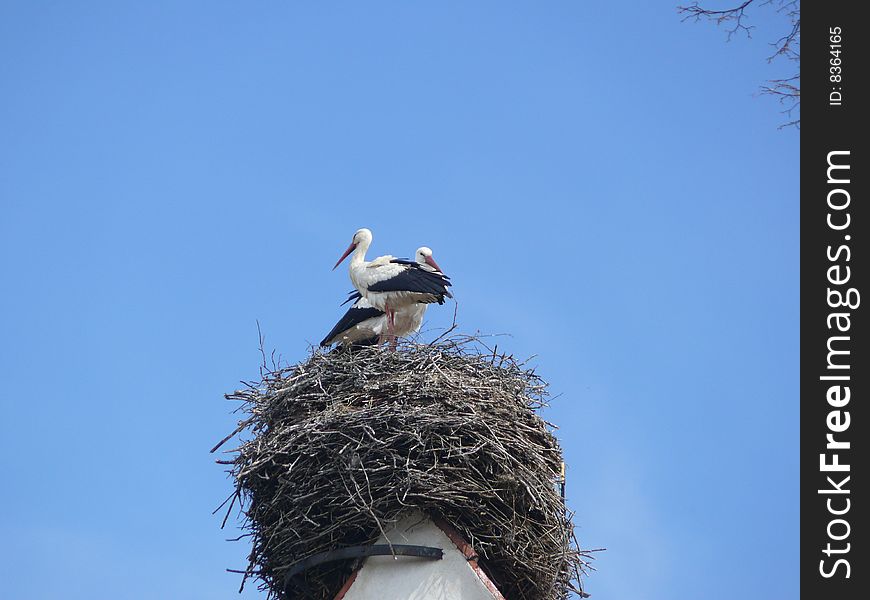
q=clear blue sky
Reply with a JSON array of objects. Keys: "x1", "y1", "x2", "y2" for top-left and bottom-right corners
[{"x1": 0, "y1": 2, "x2": 798, "y2": 598}]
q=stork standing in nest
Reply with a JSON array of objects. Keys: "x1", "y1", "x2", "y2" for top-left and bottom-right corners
[
  {"x1": 322, "y1": 247, "x2": 448, "y2": 348},
  {"x1": 332, "y1": 229, "x2": 452, "y2": 342}
]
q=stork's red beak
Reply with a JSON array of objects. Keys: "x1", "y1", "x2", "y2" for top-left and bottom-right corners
[
  {"x1": 333, "y1": 242, "x2": 357, "y2": 270},
  {"x1": 425, "y1": 255, "x2": 443, "y2": 273}
]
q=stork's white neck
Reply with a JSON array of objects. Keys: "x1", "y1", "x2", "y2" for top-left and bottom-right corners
[{"x1": 350, "y1": 232, "x2": 372, "y2": 267}]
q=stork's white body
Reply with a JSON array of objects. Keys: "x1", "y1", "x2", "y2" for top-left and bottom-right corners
[
  {"x1": 392, "y1": 302, "x2": 427, "y2": 338},
  {"x1": 348, "y1": 255, "x2": 439, "y2": 311}
]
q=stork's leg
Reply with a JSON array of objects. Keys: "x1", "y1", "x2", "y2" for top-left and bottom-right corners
[
  {"x1": 386, "y1": 305, "x2": 398, "y2": 350},
  {"x1": 378, "y1": 308, "x2": 392, "y2": 347},
  {"x1": 386, "y1": 305, "x2": 394, "y2": 336},
  {"x1": 389, "y1": 311, "x2": 398, "y2": 350}
]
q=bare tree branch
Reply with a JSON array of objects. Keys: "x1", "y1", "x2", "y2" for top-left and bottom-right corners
[
  {"x1": 679, "y1": 1, "x2": 756, "y2": 40},
  {"x1": 678, "y1": 0, "x2": 800, "y2": 128}
]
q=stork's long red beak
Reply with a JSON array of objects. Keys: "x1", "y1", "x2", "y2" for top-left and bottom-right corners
[
  {"x1": 425, "y1": 255, "x2": 443, "y2": 273},
  {"x1": 333, "y1": 242, "x2": 357, "y2": 270}
]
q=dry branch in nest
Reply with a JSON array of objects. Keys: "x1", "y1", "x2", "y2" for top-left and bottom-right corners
[{"x1": 215, "y1": 335, "x2": 592, "y2": 599}]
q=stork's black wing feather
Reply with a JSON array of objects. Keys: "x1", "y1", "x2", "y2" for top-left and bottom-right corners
[
  {"x1": 341, "y1": 290, "x2": 363, "y2": 306},
  {"x1": 320, "y1": 302, "x2": 384, "y2": 346},
  {"x1": 367, "y1": 264, "x2": 452, "y2": 303},
  {"x1": 389, "y1": 259, "x2": 452, "y2": 281}
]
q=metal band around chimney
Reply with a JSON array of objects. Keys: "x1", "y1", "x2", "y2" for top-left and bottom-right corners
[{"x1": 283, "y1": 544, "x2": 444, "y2": 591}]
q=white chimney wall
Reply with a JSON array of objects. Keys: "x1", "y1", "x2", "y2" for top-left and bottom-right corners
[{"x1": 339, "y1": 511, "x2": 502, "y2": 600}]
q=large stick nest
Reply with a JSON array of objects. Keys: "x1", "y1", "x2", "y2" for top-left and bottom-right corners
[{"x1": 215, "y1": 336, "x2": 590, "y2": 599}]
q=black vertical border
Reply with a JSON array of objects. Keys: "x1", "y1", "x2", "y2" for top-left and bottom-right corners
[{"x1": 802, "y1": 2, "x2": 866, "y2": 597}]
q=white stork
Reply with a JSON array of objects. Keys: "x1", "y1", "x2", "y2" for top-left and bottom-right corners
[
  {"x1": 332, "y1": 229, "x2": 451, "y2": 338},
  {"x1": 323, "y1": 246, "x2": 449, "y2": 347}
]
